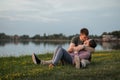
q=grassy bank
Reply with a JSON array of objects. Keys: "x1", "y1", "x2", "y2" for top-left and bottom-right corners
[{"x1": 0, "y1": 51, "x2": 120, "y2": 80}]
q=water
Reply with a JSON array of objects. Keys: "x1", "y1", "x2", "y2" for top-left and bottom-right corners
[{"x1": 0, "y1": 41, "x2": 120, "y2": 57}]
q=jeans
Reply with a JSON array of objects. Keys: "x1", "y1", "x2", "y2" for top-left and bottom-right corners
[{"x1": 52, "y1": 46, "x2": 73, "y2": 65}]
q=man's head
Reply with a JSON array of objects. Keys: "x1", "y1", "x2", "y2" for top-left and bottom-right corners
[{"x1": 80, "y1": 28, "x2": 89, "y2": 41}]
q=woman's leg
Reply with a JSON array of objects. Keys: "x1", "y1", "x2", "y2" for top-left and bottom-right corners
[
  {"x1": 52, "y1": 47, "x2": 73, "y2": 65},
  {"x1": 74, "y1": 55, "x2": 80, "y2": 69}
]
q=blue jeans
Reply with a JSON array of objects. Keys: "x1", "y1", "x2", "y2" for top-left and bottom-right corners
[{"x1": 52, "y1": 46, "x2": 73, "y2": 65}]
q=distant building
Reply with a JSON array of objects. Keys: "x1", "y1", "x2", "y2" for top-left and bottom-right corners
[
  {"x1": 102, "y1": 35, "x2": 117, "y2": 41},
  {"x1": 13, "y1": 35, "x2": 20, "y2": 40}
]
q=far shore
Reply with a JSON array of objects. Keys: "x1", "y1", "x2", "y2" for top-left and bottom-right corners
[{"x1": 0, "y1": 38, "x2": 120, "y2": 42}]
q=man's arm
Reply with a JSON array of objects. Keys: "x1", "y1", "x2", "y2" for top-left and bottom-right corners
[{"x1": 67, "y1": 43, "x2": 75, "y2": 53}]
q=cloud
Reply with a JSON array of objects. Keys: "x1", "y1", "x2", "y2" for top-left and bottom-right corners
[
  {"x1": 0, "y1": 0, "x2": 120, "y2": 22},
  {"x1": 0, "y1": 0, "x2": 60, "y2": 22},
  {"x1": 1, "y1": 0, "x2": 120, "y2": 12},
  {"x1": 0, "y1": 14, "x2": 60, "y2": 23}
]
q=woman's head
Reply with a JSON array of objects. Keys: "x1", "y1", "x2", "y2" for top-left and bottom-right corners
[
  {"x1": 89, "y1": 39, "x2": 97, "y2": 48},
  {"x1": 84, "y1": 39, "x2": 97, "y2": 48}
]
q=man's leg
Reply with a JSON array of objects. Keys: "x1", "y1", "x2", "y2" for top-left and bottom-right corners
[
  {"x1": 32, "y1": 45, "x2": 62, "y2": 65},
  {"x1": 41, "y1": 60, "x2": 52, "y2": 65},
  {"x1": 52, "y1": 47, "x2": 73, "y2": 65},
  {"x1": 32, "y1": 53, "x2": 41, "y2": 64},
  {"x1": 52, "y1": 45, "x2": 62, "y2": 60},
  {"x1": 42, "y1": 45, "x2": 62, "y2": 65}
]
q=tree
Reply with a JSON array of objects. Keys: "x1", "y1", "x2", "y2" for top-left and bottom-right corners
[
  {"x1": 0, "y1": 33, "x2": 10, "y2": 40},
  {"x1": 111, "y1": 31, "x2": 120, "y2": 38},
  {"x1": 32, "y1": 34, "x2": 41, "y2": 39},
  {"x1": 20, "y1": 35, "x2": 29, "y2": 40}
]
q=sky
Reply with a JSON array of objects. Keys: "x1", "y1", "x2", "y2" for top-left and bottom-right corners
[{"x1": 0, "y1": 0, "x2": 120, "y2": 36}]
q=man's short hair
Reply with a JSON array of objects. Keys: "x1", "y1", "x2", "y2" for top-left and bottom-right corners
[
  {"x1": 80, "y1": 28, "x2": 89, "y2": 36},
  {"x1": 89, "y1": 39, "x2": 97, "y2": 48}
]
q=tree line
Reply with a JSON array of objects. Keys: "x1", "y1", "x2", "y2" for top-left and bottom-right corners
[
  {"x1": 0, "y1": 30, "x2": 120, "y2": 41},
  {"x1": 102, "y1": 30, "x2": 120, "y2": 38},
  {"x1": 0, "y1": 33, "x2": 73, "y2": 41}
]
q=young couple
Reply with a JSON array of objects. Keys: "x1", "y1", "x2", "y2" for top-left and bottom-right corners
[{"x1": 32, "y1": 28, "x2": 97, "y2": 69}]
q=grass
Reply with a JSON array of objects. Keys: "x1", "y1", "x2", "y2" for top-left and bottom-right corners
[{"x1": 0, "y1": 50, "x2": 120, "y2": 80}]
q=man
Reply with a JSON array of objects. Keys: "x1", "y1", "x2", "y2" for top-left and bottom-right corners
[
  {"x1": 68, "y1": 28, "x2": 89, "y2": 53},
  {"x1": 32, "y1": 28, "x2": 94, "y2": 69}
]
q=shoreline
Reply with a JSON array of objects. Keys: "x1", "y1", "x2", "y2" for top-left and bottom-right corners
[
  {"x1": 0, "y1": 50, "x2": 120, "y2": 58},
  {"x1": 0, "y1": 38, "x2": 120, "y2": 42}
]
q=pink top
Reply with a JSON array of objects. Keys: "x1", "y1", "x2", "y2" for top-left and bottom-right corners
[{"x1": 70, "y1": 50, "x2": 91, "y2": 60}]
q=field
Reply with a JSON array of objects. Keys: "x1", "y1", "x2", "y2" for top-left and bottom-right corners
[{"x1": 0, "y1": 50, "x2": 120, "y2": 80}]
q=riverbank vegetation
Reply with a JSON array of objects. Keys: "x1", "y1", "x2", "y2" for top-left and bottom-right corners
[
  {"x1": 0, "y1": 30, "x2": 120, "y2": 41},
  {"x1": 0, "y1": 50, "x2": 120, "y2": 80}
]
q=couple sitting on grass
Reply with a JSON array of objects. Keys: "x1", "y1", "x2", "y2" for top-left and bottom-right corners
[{"x1": 32, "y1": 28, "x2": 97, "y2": 69}]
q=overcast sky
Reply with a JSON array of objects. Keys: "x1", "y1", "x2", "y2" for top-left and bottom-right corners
[{"x1": 0, "y1": 0, "x2": 120, "y2": 36}]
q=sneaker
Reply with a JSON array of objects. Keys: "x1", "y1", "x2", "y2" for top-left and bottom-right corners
[
  {"x1": 32, "y1": 53, "x2": 41, "y2": 64},
  {"x1": 80, "y1": 59, "x2": 90, "y2": 68},
  {"x1": 74, "y1": 55, "x2": 80, "y2": 69},
  {"x1": 49, "y1": 64, "x2": 54, "y2": 69}
]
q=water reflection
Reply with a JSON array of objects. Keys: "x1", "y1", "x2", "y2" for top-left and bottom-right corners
[
  {"x1": 31, "y1": 41, "x2": 69, "y2": 46},
  {"x1": 0, "y1": 40, "x2": 11, "y2": 46},
  {"x1": 20, "y1": 41, "x2": 29, "y2": 45},
  {"x1": 102, "y1": 41, "x2": 120, "y2": 50},
  {"x1": 0, "y1": 40, "x2": 120, "y2": 57},
  {"x1": 0, "y1": 40, "x2": 120, "y2": 50}
]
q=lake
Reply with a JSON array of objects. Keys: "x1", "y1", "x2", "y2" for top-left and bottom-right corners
[{"x1": 0, "y1": 40, "x2": 120, "y2": 57}]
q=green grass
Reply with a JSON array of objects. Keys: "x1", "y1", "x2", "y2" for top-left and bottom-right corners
[{"x1": 0, "y1": 51, "x2": 120, "y2": 80}]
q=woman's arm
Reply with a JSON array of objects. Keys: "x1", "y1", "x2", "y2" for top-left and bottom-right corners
[
  {"x1": 84, "y1": 46, "x2": 95, "y2": 52},
  {"x1": 70, "y1": 44, "x2": 95, "y2": 53}
]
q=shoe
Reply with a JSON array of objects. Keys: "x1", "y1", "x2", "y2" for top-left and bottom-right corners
[
  {"x1": 74, "y1": 55, "x2": 80, "y2": 69},
  {"x1": 80, "y1": 59, "x2": 90, "y2": 68},
  {"x1": 32, "y1": 53, "x2": 41, "y2": 64},
  {"x1": 49, "y1": 64, "x2": 54, "y2": 69}
]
